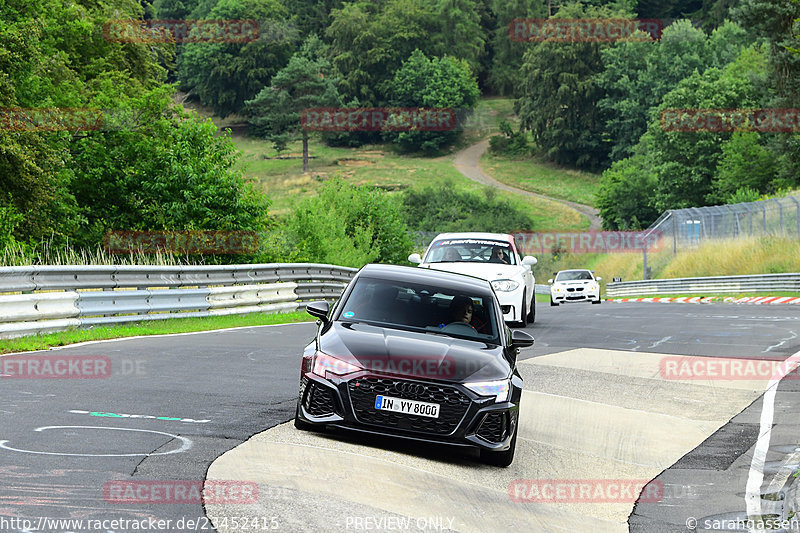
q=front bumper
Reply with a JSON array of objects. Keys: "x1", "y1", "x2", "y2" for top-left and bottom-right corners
[
  {"x1": 496, "y1": 288, "x2": 525, "y2": 323},
  {"x1": 296, "y1": 372, "x2": 520, "y2": 452},
  {"x1": 551, "y1": 286, "x2": 600, "y2": 303}
]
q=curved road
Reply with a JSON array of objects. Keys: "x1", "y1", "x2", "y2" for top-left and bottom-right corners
[
  {"x1": 2, "y1": 303, "x2": 800, "y2": 532},
  {"x1": 453, "y1": 140, "x2": 603, "y2": 230}
]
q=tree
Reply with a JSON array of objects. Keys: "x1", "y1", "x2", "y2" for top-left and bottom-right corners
[
  {"x1": 326, "y1": 0, "x2": 440, "y2": 106},
  {"x1": 711, "y1": 132, "x2": 778, "y2": 203},
  {"x1": 388, "y1": 50, "x2": 480, "y2": 153},
  {"x1": 70, "y1": 87, "x2": 270, "y2": 248},
  {"x1": 246, "y1": 39, "x2": 342, "y2": 171},
  {"x1": 515, "y1": 2, "x2": 625, "y2": 170},
  {"x1": 736, "y1": 0, "x2": 800, "y2": 191},
  {"x1": 433, "y1": 0, "x2": 487, "y2": 75},
  {"x1": 486, "y1": 0, "x2": 547, "y2": 95},
  {"x1": 177, "y1": 0, "x2": 297, "y2": 117},
  {"x1": 598, "y1": 20, "x2": 751, "y2": 163},
  {"x1": 649, "y1": 45, "x2": 768, "y2": 210},
  {"x1": 595, "y1": 154, "x2": 659, "y2": 230}
]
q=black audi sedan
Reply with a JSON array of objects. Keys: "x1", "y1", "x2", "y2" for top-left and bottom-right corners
[{"x1": 294, "y1": 263, "x2": 534, "y2": 466}]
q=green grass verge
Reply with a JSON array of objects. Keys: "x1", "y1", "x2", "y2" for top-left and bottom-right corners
[
  {"x1": 234, "y1": 134, "x2": 589, "y2": 230},
  {"x1": 0, "y1": 311, "x2": 314, "y2": 355},
  {"x1": 480, "y1": 151, "x2": 601, "y2": 207}
]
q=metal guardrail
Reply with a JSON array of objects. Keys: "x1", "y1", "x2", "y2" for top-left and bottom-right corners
[
  {"x1": 606, "y1": 273, "x2": 800, "y2": 298},
  {"x1": 0, "y1": 264, "x2": 357, "y2": 339}
]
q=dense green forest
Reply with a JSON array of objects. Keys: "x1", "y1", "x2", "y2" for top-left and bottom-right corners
[{"x1": 1, "y1": 0, "x2": 798, "y2": 266}]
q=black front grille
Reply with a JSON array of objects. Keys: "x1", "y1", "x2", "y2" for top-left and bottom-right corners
[
  {"x1": 348, "y1": 377, "x2": 471, "y2": 435},
  {"x1": 303, "y1": 381, "x2": 339, "y2": 417},
  {"x1": 566, "y1": 287, "x2": 584, "y2": 292},
  {"x1": 476, "y1": 412, "x2": 509, "y2": 443}
]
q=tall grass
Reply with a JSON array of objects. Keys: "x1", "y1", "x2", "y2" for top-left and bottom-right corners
[
  {"x1": 533, "y1": 236, "x2": 800, "y2": 287},
  {"x1": 0, "y1": 239, "x2": 190, "y2": 267}
]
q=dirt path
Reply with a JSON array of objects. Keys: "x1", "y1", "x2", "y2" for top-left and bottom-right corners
[{"x1": 453, "y1": 139, "x2": 602, "y2": 230}]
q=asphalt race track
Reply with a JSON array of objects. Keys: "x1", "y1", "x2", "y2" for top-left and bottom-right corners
[{"x1": 1, "y1": 303, "x2": 799, "y2": 533}]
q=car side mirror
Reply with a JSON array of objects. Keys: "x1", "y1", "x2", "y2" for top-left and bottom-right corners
[
  {"x1": 511, "y1": 330, "x2": 534, "y2": 349},
  {"x1": 547, "y1": 279, "x2": 553, "y2": 284},
  {"x1": 522, "y1": 256, "x2": 537, "y2": 266},
  {"x1": 596, "y1": 277, "x2": 602, "y2": 281},
  {"x1": 408, "y1": 253, "x2": 422, "y2": 264},
  {"x1": 305, "y1": 301, "x2": 330, "y2": 323}
]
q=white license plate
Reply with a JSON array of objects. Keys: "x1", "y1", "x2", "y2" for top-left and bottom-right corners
[{"x1": 374, "y1": 395, "x2": 440, "y2": 419}]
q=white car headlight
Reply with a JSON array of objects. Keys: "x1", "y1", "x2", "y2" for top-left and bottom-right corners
[
  {"x1": 464, "y1": 379, "x2": 511, "y2": 402},
  {"x1": 552, "y1": 285, "x2": 565, "y2": 293},
  {"x1": 491, "y1": 279, "x2": 519, "y2": 292}
]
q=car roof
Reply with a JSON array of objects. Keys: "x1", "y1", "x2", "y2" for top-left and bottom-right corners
[
  {"x1": 357, "y1": 263, "x2": 494, "y2": 294},
  {"x1": 430, "y1": 232, "x2": 515, "y2": 244},
  {"x1": 557, "y1": 269, "x2": 592, "y2": 273}
]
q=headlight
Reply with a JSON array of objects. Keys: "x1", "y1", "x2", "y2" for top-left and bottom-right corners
[
  {"x1": 464, "y1": 379, "x2": 511, "y2": 402},
  {"x1": 312, "y1": 352, "x2": 361, "y2": 377},
  {"x1": 491, "y1": 279, "x2": 520, "y2": 292},
  {"x1": 552, "y1": 285, "x2": 565, "y2": 293}
]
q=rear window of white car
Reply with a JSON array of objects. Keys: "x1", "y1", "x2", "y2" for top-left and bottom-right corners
[{"x1": 425, "y1": 239, "x2": 516, "y2": 265}]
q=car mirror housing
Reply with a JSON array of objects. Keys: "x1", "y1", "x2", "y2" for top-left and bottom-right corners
[
  {"x1": 547, "y1": 279, "x2": 553, "y2": 284},
  {"x1": 305, "y1": 301, "x2": 330, "y2": 323},
  {"x1": 596, "y1": 277, "x2": 602, "y2": 281},
  {"x1": 510, "y1": 330, "x2": 534, "y2": 349},
  {"x1": 522, "y1": 256, "x2": 537, "y2": 266},
  {"x1": 408, "y1": 253, "x2": 422, "y2": 264}
]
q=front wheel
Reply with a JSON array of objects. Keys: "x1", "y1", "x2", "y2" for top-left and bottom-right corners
[
  {"x1": 527, "y1": 292, "x2": 536, "y2": 323},
  {"x1": 592, "y1": 298, "x2": 602, "y2": 305},
  {"x1": 480, "y1": 424, "x2": 517, "y2": 467},
  {"x1": 550, "y1": 297, "x2": 558, "y2": 307},
  {"x1": 517, "y1": 291, "x2": 528, "y2": 328}
]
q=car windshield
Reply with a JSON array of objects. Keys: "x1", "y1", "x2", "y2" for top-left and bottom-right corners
[
  {"x1": 338, "y1": 277, "x2": 500, "y2": 344},
  {"x1": 556, "y1": 271, "x2": 593, "y2": 281},
  {"x1": 424, "y1": 239, "x2": 516, "y2": 265}
]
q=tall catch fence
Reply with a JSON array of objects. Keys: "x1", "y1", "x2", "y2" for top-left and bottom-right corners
[{"x1": 645, "y1": 194, "x2": 800, "y2": 253}]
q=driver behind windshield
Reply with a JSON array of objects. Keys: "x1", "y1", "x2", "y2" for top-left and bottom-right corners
[
  {"x1": 444, "y1": 295, "x2": 476, "y2": 330},
  {"x1": 489, "y1": 247, "x2": 509, "y2": 264}
]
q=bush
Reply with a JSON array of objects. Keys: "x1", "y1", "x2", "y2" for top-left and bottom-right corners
[
  {"x1": 271, "y1": 178, "x2": 413, "y2": 268},
  {"x1": 488, "y1": 120, "x2": 531, "y2": 157},
  {"x1": 403, "y1": 180, "x2": 535, "y2": 233}
]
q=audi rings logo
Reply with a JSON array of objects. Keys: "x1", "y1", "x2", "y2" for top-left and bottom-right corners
[{"x1": 398, "y1": 382, "x2": 426, "y2": 396}]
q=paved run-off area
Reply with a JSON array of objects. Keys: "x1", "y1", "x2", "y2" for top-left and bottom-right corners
[{"x1": 207, "y1": 348, "x2": 776, "y2": 533}]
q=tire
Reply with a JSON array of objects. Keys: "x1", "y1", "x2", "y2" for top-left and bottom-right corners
[
  {"x1": 517, "y1": 291, "x2": 528, "y2": 328},
  {"x1": 550, "y1": 296, "x2": 558, "y2": 307},
  {"x1": 480, "y1": 424, "x2": 518, "y2": 467},
  {"x1": 592, "y1": 298, "x2": 601, "y2": 305},
  {"x1": 294, "y1": 402, "x2": 315, "y2": 431},
  {"x1": 527, "y1": 294, "x2": 536, "y2": 323}
]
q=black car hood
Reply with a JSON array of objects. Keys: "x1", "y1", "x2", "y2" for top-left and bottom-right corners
[{"x1": 318, "y1": 322, "x2": 510, "y2": 382}]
